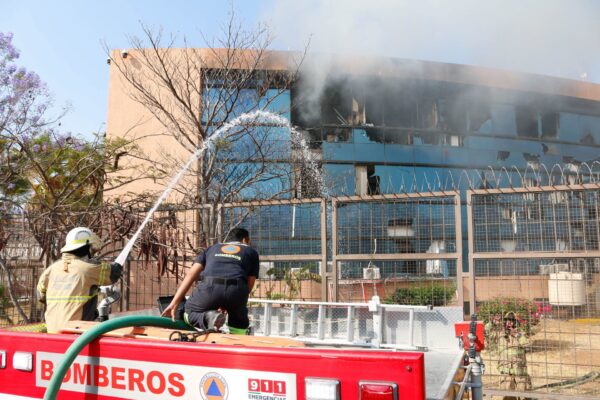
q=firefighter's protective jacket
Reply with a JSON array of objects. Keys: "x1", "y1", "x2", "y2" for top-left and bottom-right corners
[{"x1": 37, "y1": 253, "x2": 113, "y2": 333}]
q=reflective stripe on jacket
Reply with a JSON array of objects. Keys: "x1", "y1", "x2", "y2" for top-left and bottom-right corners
[{"x1": 37, "y1": 253, "x2": 112, "y2": 333}]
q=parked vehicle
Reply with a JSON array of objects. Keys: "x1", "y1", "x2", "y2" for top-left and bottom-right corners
[{"x1": 0, "y1": 297, "x2": 484, "y2": 400}]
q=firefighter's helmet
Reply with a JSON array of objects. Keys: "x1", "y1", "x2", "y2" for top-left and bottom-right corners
[
  {"x1": 61, "y1": 227, "x2": 101, "y2": 253},
  {"x1": 504, "y1": 311, "x2": 516, "y2": 320},
  {"x1": 503, "y1": 311, "x2": 519, "y2": 327}
]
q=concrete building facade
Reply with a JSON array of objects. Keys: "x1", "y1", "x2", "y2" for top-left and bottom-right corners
[
  {"x1": 107, "y1": 49, "x2": 600, "y2": 199},
  {"x1": 106, "y1": 49, "x2": 600, "y2": 294}
]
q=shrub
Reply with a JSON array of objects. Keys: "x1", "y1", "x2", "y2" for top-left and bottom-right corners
[
  {"x1": 263, "y1": 265, "x2": 322, "y2": 301},
  {"x1": 478, "y1": 297, "x2": 540, "y2": 336},
  {"x1": 384, "y1": 283, "x2": 455, "y2": 306}
]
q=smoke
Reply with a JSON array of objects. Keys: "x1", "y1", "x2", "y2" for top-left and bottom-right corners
[{"x1": 262, "y1": 0, "x2": 600, "y2": 84}]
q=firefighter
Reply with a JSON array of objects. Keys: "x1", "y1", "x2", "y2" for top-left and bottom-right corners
[
  {"x1": 162, "y1": 228, "x2": 259, "y2": 335},
  {"x1": 484, "y1": 312, "x2": 503, "y2": 353},
  {"x1": 497, "y1": 311, "x2": 532, "y2": 397},
  {"x1": 37, "y1": 227, "x2": 122, "y2": 333}
]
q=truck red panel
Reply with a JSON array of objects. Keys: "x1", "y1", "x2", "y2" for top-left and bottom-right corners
[{"x1": 0, "y1": 331, "x2": 425, "y2": 400}]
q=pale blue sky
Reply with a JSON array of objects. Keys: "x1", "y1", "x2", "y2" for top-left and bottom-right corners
[
  {"x1": 2, "y1": 1, "x2": 599, "y2": 138},
  {"x1": 1, "y1": 1, "x2": 273, "y2": 137}
]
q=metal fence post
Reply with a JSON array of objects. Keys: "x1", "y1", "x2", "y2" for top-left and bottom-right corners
[
  {"x1": 320, "y1": 199, "x2": 328, "y2": 302},
  {"x1": 369, "y1": 296, "x2": 382, "y2": 348},
  {"x1": 317, "y1": 304, "x2": 325, "y2": 340},
  {"x1": 290, "y1": 304, "x2": 298, "y2": 336},
  {"x1": 346, "y1": 305, "x2": 354, "y2": 343},
  {"x1": 331, "y1": 198, "x2": 338, "y2": 302},
  {"x1": 455, "y1": 192, "x2": 464, "y2": 312},
  {"x1": 263, "y1": 303, "x2": 272, "y2": 336},
  {"x1": 466, "y1": 190, "x2": 476, "y2": 315}
]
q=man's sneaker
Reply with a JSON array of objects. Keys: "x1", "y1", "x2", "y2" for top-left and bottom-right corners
[{"x1": 204, "y1": 310, "x2": 226, "y2": 331}]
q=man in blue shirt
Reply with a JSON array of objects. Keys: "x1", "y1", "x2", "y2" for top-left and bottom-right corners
[{"x1": 162, "y1": 228, "x2": 259, "y2": 335}]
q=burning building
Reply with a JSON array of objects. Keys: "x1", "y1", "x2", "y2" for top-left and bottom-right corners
[
  {"x1": 107, "y1": 50, "x2": 600, "y2": 199},
  {"x1": 105, "y1": 49, "x2": 600, "y2": 305}
]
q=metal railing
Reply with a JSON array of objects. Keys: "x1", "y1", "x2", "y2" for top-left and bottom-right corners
[{"x1": 248, "y1": 296, "x2": 435, "y2": 350}]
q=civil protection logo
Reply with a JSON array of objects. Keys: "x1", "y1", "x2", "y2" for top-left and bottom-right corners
[
  {"x1": 199, "y1": 372, "x2": 228, "y2": 400},
  {"x1": 221, "y1": 244, "x2": 240, "y2": 255}
]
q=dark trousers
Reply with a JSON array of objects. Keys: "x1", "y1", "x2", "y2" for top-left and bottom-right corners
[{"x1": 184, "y1": 277, "x2": 250, "y2": 330}]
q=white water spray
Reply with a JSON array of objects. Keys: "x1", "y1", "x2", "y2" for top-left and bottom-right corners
[{"x1": 114, "y1": 110, "x2": 324, "y2": 266}]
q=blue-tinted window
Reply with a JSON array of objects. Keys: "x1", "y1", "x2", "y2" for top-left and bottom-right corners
[
  {"x1": 560, "y1": 113, "x2": 600, "y2": 144},
  {"x1": 260, "y1": 89, "x2": 290, "y2": 119},
  {"x1": 323, "y1": 164, "x2": 355, "y2": 196},
  {"x1": 373, "y1": 165, "x2": 416, "y2": 193},
  {"x1": 207, "y1": 125, "x2": 291, "y2": 160},
  {"x1": 579, "y1": 115, "x2": 600, "y2": 144},
  {"x1": 202, "y1": 88, "x2": 255, "y2": 123},
  {"x1": 203, "y1": 88, "x2": 291, "y2": 124},
  {"x1": 234, "y1": 162, "x2": 292, "y2": 199},
  {"x1": 323, "y1": 142, "x2": 354, "y2": 161},
  {"x1": 491, "y1": 104, "x2": 517, "y2": 135},
  {"x1": 560, "y1": 112, "x2": 580, "y2": 139}
]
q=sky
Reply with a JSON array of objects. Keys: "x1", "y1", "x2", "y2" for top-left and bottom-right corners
[
  {"x1": 2, "y1": 0, "x2": 599, "y2": 138},
  {"x1": 0, "y1": 1, "x2": 266, "y2": 137}
]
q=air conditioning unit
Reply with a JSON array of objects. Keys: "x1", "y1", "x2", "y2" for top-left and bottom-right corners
[
  {"x1": 426, "y1": 260, "x2": 449, "y2": 275},
  {"x1": 500, "y1": 240, "x2": 517, "y2": 252},
  {"x1": 387, "y1": 218, "x2": 415, "y2": 238},
  {"x1": 549, "y1": 192, "x2": 567, "y2": 205},
  {"x1": 539, "y1": 263, "x2": 569, "y2": 275},
  {"x1": 258, "y1": 262, "x2": 275, "y2": 279},
  {"x1": 501, "y1": 207, "x2": 512, "y2": 220},
  {"x1": 363, "y1": 267, "x2": 381, "y2": 280}
]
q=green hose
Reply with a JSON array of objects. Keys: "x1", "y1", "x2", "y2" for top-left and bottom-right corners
[{"x1": 44, "y1": 316, "x2": 192, "y2": 400}]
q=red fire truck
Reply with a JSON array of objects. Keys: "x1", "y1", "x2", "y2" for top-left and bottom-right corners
[{"x1": 0, "y1": 298, "x2": 484, "y2": 400}]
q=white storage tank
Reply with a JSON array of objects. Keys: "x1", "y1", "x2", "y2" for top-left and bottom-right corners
[{"x1": 548, "y1": 271, "x2": 586, "y2": 306}]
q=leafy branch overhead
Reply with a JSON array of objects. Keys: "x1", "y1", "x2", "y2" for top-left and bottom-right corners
[{"x1": 1, "y1": 32, "x2": 154, "y2": 261}]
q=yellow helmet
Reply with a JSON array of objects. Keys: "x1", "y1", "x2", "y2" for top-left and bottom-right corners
[{"x1": 61, "y1": 227, "x2": 101, "y2": 253}]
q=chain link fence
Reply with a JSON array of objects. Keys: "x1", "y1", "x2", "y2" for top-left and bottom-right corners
[
  {"x1": 3, "y1": 180, "x2": 600, "y2": 397},
  {"x1": 0, "y1": 215, "x2": 45, "y2": 326},
  {"x1": 468, "y1": 185, "x2": 600, "y2": 398},
  {"x1": 331, "y1": 192, "x2": 462, "y2": 307}
]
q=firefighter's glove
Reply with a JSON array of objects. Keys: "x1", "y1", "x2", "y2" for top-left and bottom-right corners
[{"x1": 109, "y1": 262, "x2": 123, "y2": 283}]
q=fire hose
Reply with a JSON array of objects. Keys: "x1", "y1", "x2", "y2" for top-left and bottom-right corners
[{"x1": 43, "y1": 315, "x2": 193, "y2": 400}]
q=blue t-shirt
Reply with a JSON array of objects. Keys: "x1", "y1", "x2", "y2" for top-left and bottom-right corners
[{"x1": 195, "y1": 242, "x2": 260, "y2": 280}]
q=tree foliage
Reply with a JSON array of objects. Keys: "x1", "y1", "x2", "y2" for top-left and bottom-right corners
[
  {"x1": 261, "y1": 264, "x2": 321, "y2": 301},
  {"x1": 1, "y1": 32, "x2": 54, "y2": 212},
  {"x1": 1, "y1": 32, "x2": 150, "y2": 261}
]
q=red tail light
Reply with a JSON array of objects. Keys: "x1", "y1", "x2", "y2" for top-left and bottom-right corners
[{"x1": 359, "y1": 381, "x2": 398, "y2": 400}]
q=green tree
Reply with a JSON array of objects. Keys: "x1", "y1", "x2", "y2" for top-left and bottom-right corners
[
  {"x1": 261, "y1": 264, "x2": 321, "y2": 301},
  {"x1": 17, "y1": 131, "x2": 147, "y2": 260}
]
